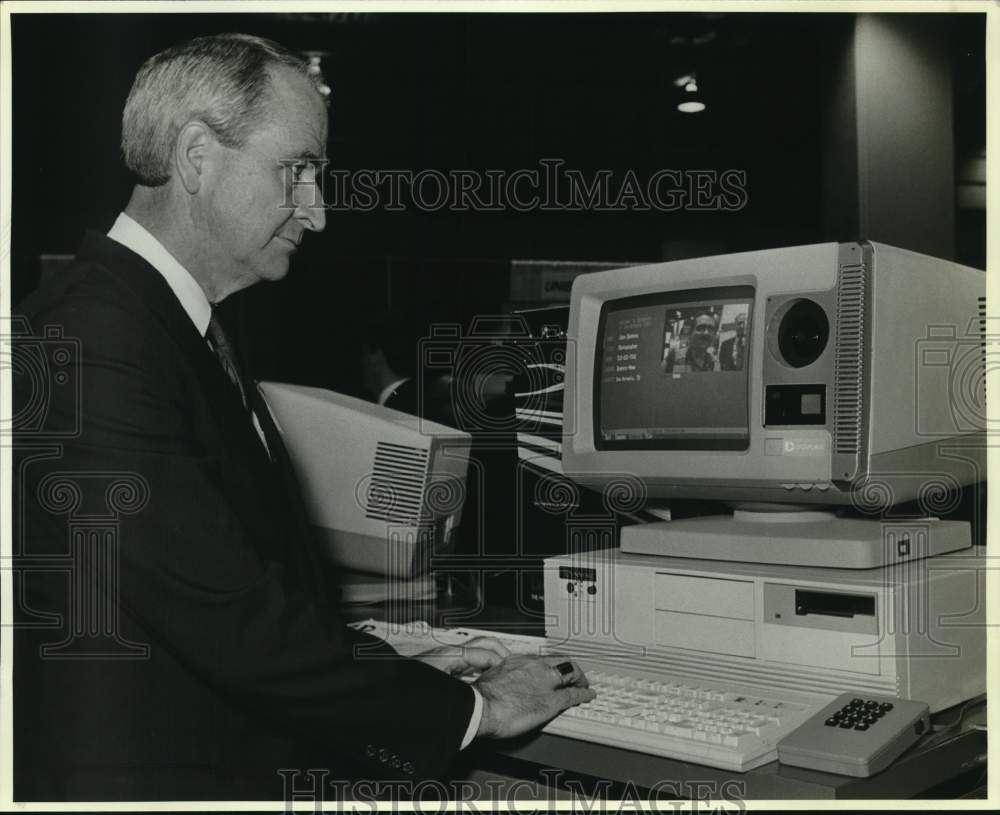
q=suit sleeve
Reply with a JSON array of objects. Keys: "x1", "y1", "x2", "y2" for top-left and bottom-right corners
[{"x1": 18, "y1": 288, "x2": 476, "y2": 781}]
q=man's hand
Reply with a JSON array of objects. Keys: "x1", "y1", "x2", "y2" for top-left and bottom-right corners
[
  {"x1": 412, "y1": 636, "x2": 511, "y2": 679},
  {"x1": 474, "y1": 656, "x2": 596, "y2": 739}
]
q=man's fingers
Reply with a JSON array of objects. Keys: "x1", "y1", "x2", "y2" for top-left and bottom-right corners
[
  {"x1": 461, "y1": 636, "x2": 511, "y2": 659},
  {"x1": 560, "y1": 685, "x2": 598, "y2": 709},
  {"x1": 459, "y1": 646, "x2": 505, "y2": 672}
]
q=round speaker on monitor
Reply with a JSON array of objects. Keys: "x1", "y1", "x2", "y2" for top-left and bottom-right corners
[{"x1": 769, "y1": 298, "x2": 830, "y2": 368}]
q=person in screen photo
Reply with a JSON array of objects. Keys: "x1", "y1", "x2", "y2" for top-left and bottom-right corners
[
  {"x1": 719, "y1": 311, "x2": 748, "y2": 371},
  {"x1": 662, "y1": 311, "x2": 719, "y2": 374}
]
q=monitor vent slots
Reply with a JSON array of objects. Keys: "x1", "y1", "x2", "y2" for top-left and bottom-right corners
[
  {"x1": 832, "y1": 263, "x2": 867, "y2": 463},
  {"x1": 366, "y1": 442, "x2": 431, "y2": 525}
]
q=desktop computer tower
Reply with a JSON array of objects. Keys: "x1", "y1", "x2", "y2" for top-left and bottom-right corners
[{"x1": 543, "y1": 546, "x2": 986, "y2": 714}]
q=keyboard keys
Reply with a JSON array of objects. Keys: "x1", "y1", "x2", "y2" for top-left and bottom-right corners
[
  {"x1": 544, "y1": 665, "x2": 829, "y2": 770},
  {"x1": 359, "y1": 620, "x2": 831, "y2": 772}
]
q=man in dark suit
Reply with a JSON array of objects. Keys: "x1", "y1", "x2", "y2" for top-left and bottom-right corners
[
  {"x1": 12, "y1": 33, "x2": 592, "y2": 802},
  {"x1": 719, "y1": 313, "x2": 747, "y2": 371}
]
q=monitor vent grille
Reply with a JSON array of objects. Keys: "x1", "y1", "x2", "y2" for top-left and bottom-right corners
[
  {"x1": 833, "y1": 263, "x2": 867, "y2": 454},
  {"x1": 366, "y1": 442, "x2": 430, "y2": 525}
]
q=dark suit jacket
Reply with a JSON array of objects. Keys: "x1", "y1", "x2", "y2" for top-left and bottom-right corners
[
  {"x1": 719, "y1": 336, "x2": 746, "y2": 371},
  {"x1": 13, "y1": 232, "x2": 475, "y2": 801}
]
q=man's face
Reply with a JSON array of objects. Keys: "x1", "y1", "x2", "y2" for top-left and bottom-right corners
[
  {"x1": 691, "y1": 315, "x2": 716, "y2": 348},
  {"x1": 734, "y1": 313, "x2": 746, "y2": 338},
  {"x1": 201, "y1": 66, "x2": 327, "y2": 289}
]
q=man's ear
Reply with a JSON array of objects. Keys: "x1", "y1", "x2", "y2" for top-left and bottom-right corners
[{"x1": 174, "y1": 121, "x2": 213, "y2": 194}]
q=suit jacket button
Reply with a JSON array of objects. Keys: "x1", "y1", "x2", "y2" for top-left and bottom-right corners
[{"x1": 402, "y1": 762, "x2": 415, "y2": 775}]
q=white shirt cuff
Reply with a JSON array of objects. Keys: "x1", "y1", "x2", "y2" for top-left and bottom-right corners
[{"x1": 460, "y1": 686, "x2": 484, "y2": 749}]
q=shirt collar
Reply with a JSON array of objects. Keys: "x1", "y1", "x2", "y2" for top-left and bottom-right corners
[{"x1": 107, "y1": 212, "x2": 212, "y2": 337}]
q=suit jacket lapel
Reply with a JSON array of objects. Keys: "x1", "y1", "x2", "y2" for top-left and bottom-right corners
[
  {"x1": 77, "y1": 233, "x2": 269, "y2": 455},
  {"x1": 76, "y1": 231, "x2": 331, "y2": 607}
]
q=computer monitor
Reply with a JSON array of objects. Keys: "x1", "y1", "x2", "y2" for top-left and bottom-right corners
[
  {"x1": 562, "y1": 241, "x2": 986, "y2": 568},
  {"x1": 258, "y1": 382, "x2": 471, "y2": 599}
]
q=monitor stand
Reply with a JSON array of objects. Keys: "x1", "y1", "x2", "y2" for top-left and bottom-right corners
[{"x1": 620, "y1": 507, "x2": 972, "y2": 569}]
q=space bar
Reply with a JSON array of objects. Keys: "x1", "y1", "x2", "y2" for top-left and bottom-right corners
[{"x1": 541, "y1": 717, "x2": 777, "y2": 772}]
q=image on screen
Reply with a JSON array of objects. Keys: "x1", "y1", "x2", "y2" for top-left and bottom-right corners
[{"x1": 595, "y1": 287, "x2": 754, "y2": 450}]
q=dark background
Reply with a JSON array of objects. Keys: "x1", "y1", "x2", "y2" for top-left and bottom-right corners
[{"x1": 10, "y1": 11, "x2": 986, "y2": 392}]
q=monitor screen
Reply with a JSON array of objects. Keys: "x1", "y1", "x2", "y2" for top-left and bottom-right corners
[{"x1": 595, "y1": 286, "x2": 754, "y2": 450}]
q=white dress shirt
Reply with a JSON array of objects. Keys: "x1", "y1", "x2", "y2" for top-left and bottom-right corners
[
  {"x1": 107, "y1": 213, "x2": 483, "y2": 749},
  {"x1": 109, "y1": 213, "x2": 212, "y2": 334},
  {"x1": 108, "y1": 213, "x2": 281, "y2": 449}
]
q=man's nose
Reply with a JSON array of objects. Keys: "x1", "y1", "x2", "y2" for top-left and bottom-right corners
[{"x1": 294, "y1": 179, "x2": 326, "y2": 233}]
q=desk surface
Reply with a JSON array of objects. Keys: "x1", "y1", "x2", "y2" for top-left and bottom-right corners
[
  {"x1": 467, "y1": 711, "x2": 986, "y2": 800},
  {"x1": 344, "y1": 598, "x2": 987, "y2": 800}
]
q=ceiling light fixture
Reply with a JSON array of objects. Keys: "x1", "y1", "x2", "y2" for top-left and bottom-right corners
[
  {"x1": 302, "y1": 51, "x2": 332, "y2": 97},
  {"x1": 677, "y1": 100, "x2": 706, "y2": 114}
]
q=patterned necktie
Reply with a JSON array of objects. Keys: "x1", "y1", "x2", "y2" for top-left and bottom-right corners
[{"x1": 206, "y1": 311, "x2": 248, "y2": 408}]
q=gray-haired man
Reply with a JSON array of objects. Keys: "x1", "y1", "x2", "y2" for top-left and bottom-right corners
[{"x1": 14, "y1": 33, "x2": 592, "y2": 801}]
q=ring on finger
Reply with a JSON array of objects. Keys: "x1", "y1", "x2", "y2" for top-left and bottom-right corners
[{"x1": 553, "y1": 661, "x2": 574, "y2": 687}]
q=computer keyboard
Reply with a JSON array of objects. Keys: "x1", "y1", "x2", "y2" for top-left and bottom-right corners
[
  {"x1": 350, "y1": 619, "x2": 827, "y2": 771},
  {"x1": 544, "y1": 668, "x2": 823, "y2": 771}
]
